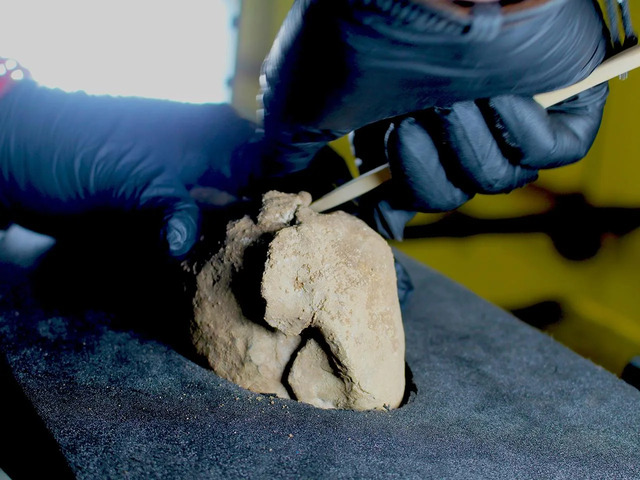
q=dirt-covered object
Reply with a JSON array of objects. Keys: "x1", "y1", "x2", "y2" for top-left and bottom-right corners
[{"x1": 191, "y1": 191, "x2": 405, "y2": 410}]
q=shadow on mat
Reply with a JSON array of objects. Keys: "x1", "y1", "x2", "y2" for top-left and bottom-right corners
[{"x1": 21, "y1": 207, "x2": 248, "y2": 362}]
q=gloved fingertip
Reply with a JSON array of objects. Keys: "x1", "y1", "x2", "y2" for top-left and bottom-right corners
[
  {"x1": 165, "y1": 209, "x2": 199, "y2": 258},
  {"x1": 388, "y1": 119, "x2": 473, "y2": 212}
]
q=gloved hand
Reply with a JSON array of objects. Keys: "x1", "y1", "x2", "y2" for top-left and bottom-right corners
[
  {"x1": 0, "y1": 80, "x2": 259, "y2": 258},
  {"x1": 259, "y1": 0, "x2": 610, "y2": 177},
  {"x1": 351, "y1": 82, "x2": 609, "y2": 239}
]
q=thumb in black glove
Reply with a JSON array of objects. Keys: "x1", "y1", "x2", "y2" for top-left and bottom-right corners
[{"x1": 0, "y1": 81, "x2": 259, "y2": 258}]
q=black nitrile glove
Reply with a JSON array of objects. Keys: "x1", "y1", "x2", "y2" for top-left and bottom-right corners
[
  {"x1": 386, "y1": 84, "x2": 609, "y2": 211},
  {"x1": 0, "y1": 81, "x2": 258, "y2": 258},
  {"x1": 259, "y1": 0, "x2": 610, "y2": 177},
  {"x1": 351, "y1": 82, "x2": 609, "y2": 240}
]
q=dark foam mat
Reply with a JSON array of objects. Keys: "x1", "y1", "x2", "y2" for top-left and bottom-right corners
[{"x1": 0, "y1": 239, "x2": 638, "y2": 479}]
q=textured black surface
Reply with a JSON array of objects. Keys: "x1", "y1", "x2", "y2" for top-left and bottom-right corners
[{"x1": 0, "y1": 234, "x2": 639, "y2": 480}]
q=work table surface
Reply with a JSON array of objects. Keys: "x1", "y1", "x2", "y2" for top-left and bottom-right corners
[{"x1": 0, "y1": 226, "x2": 638, "y2": 479}]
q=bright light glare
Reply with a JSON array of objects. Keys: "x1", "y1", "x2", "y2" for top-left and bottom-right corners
[{"x1": 1, "y1": 0, "x2": 240, "y2": 104}]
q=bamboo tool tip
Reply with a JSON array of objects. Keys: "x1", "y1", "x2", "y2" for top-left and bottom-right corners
[{"x1": 310, "y1": 163, "x2": 393, "y2": 213}]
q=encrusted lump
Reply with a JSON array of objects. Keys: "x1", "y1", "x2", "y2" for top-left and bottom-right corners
[{"x1": 191, "y1": 191, "x2": 405, "y2": 411}]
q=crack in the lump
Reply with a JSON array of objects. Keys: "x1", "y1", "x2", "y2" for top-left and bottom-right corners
[
  {"x1": 230, "y1": 232, "x2": 275, "y2": 331},
  {"x1": 281, "y1": 326, "x2": 348, "y2": 402},
  {"x1": 281, "y1": 335, "x2": 306, "y2": 400}
]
